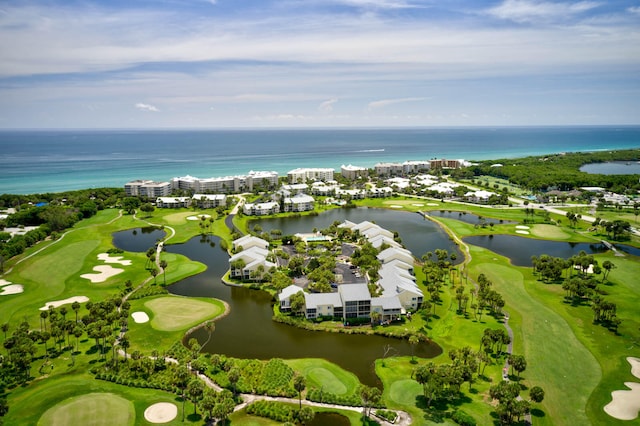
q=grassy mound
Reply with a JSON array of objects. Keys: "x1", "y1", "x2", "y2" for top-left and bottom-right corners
[{"x1": 145, "y1": 295, "x2": 223, "y2": 331}]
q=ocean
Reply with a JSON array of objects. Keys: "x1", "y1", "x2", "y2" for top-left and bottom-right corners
[{"x1": 1, "y1": 126, "x2": 639, "y2": 195}]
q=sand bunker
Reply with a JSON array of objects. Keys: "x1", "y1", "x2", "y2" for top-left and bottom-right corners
[
  {"x1": 604, "y1": 357, "x2": 640, "y2": 420},
  {"x1": 390, "y1": 205, "x2": 403, "y2": 208},
  {"x1": 515, "y1": 230, "x2": 530, "y2": 235},
  {"x1": 81, "y1": 265, "x2": 124, "y2": 283},
  {"x1": 132, "y1": 311, "x2": 150, "y2": 324},
  {"x1": 186, "y1": 214, "x2": 211, "y2": 221},
  {"x1": 426, "y1": 203, "x2": 439, "y2": 206},
  {"x1": 97, "y1": 253, "x2": 132, "y2": 265},
  {"x1": 412, "y1": 203, "x2": 424, "y2": 206},
  {"x1": 39, "y1": 296, "x2": 89, "y2": 311},
  {"x1": 516, "y1": 225, "x2": 530, "y2": 230},
  {"x1": 144, "y1": 402, "x2": 178, "y2": 423},
  {"x1": 0, "y1": 279, "x2": 24, "y2": 295}
]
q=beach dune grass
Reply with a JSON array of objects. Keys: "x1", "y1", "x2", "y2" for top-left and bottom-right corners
[
  {"x1": 145, "y1": 296, "x2": 224, "y2": 332},
  {"x1": 38, "y1": 392, "x2": 135, "y2": 426}
]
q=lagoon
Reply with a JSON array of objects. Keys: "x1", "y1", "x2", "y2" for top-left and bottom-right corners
[{"x1": 113, "y1": 220, "x2": 445, "y2": 387}]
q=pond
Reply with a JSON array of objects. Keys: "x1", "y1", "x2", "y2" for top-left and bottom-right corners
[
  {"x1": 580, "y1": 161, "x2": 640, "y2": 175},
  {"x1": 425, "y1": 210, "x2": 517, "y2": 226},
  {"x1": 464, "y1": 235, "x2": 610, "y2": 267},
  {"x1": 114, "y1": 226, "x2": 443, "y2": 387},
  {"x1": 112, "y1": 227, "x2": 165, "y2": 252},
  {"x1": 256, "y1": 207, "x2": 463, "y2": 263}
]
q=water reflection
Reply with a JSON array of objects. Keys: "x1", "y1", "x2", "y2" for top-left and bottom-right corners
[
  {"x1": 112, "y1": 227, "x2": 165, "y2": 252},
  {"x1": 464, "y1": 235, "x2": 609, "y2": 266},
  {"x1": 114, "y1": 223, "x2": 444, "y2": 387},
  {"x1": 257, "y1": 207, "x2": 463, "y2": 263},
  {"x1": 426, "y1": 210, "x2": 516, "y2": 226}
]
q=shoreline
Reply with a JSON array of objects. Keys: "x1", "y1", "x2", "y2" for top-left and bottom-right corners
[{"x1": 2, "y1": 130, "x2": 639, "y2": 195}]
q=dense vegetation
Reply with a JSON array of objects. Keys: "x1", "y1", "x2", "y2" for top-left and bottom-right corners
[{"x1": 464, "y1": 149, "x2": 640, "y2": 193}]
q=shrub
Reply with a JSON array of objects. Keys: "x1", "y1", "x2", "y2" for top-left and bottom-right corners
[{"x1": 451, "y1": 410, "x2": 476, "y2": 426}]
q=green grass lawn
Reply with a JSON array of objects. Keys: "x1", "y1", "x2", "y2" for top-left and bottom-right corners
[
  {"x1": 38, "y1": 392, "x2": 135, "y2": 426},
  {"x1": 285, "y1": 358, "x2": 361, "y2": 395},
  {"x1": 126, "y1": 295, "x2": 226, "y2": 353}
]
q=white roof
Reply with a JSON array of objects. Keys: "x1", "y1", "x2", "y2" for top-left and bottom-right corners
[
  {"x1": 278, "y1": 284, "x2": 303, "y2": 301},
  {"x1": 338, "y1": 283, "x2": 371, "y2": 302},
  {"x1": 304, "y1": 292, "x2": 342, "y2": 309},
  {"x1": 371, "y1": 296, "x2": 403, "y2": 311}
]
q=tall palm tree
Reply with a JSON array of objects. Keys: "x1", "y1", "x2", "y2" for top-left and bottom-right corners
[{"x1": 159, "y1": 260, "x2": 168, "y2": 285}]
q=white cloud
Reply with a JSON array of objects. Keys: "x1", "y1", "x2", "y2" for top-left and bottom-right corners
[
  {"x1": 628, "y1": 6, "x2": 640, "y2": 15},
  {"x1": 135, "y1": 103, "x2": 160, "y2": 112},
  {"x1": 318, "y1": 98, "x2": 338, "y2": 113},
  {"x1": 367, "y1": 97, "x2": 425, "y2": 110},
  {"x1": 487, "y1": 0, "x2": 601, "y2": 23},
  {"x1": 329, "y1": 0, "x2": 422, "y2": 9}
]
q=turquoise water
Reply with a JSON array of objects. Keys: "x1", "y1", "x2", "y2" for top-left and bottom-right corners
[{"x1": 1, "y1": 126, "x2": 639, "y2": 194}]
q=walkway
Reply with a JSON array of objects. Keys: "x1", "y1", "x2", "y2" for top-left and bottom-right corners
[{"x1": 502, "y1": 311, "x2": 532, "y2": 426}]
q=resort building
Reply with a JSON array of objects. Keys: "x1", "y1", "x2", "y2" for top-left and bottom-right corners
[
  {"x1": 229, "y1": 236, "x2": 276, "y2": 281},
  {"x1": 341, "y1": 164, "x2": 368, "y2": 180},
  {"x1": 155, "y1": 197, "x2": 191, "y2": 208},
  {"x1": 125, "y1": 180, "x2": 171, "y2": 197},
  {"x1": 464, "y1": 190, "x2": 495, "y2": 203},
  {"x1": 278, "y1": 285, "x2": 304, "y2": 312},
  {"x1": 310, "y1": 181, "x2": 339, "y2": 196},
  {"x1": 283, "y1": 194, "x2": 315, "y2": 212},
  {"x1": 287, "y1": 168, "x2": 334, "y2": 183},
  {"x1": 171, "y1": 171, "x2": 278, "y2": 194},
  {"x1": 304, "y1": 292, "x2": 343, "y2": 319},
  {"x1": 242, "y1": 201, "x2": 280, "y2": 216},
  {"x1": 232, "y1": 235, "x2": 269, "y2": 252},
  {"x1": 280, "y1": 183, "x2": 309, "y2": 195},
  {"x1": 402, "y1": 160, "x2": 430, "y2": 174},
  {"x1": 336, "y1": 188, "x2": 366, "y2": 199},
  {"x1": 192, "y1": 193, "x2": 227, "y2": 208},
  {"x1": 429, "y1": 158, "x2": 464, "y2": 170},
  {"x1": 368, "y1": 187, "x2": 394, "y2": 198},
  {"x1": 374, "y1": 162, "x2": 404, "y2": 176}
]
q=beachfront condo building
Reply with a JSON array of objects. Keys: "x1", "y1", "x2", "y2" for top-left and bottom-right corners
[
  {"x1": 287, "y1": 168, "x2": 334, "y2": 183},
  {"x1": 125, "y1": 180, "x2": 171, "y2": 197},
  {"x1": 171, "y1": 171, "x2": 278, "y2": 194},
  {"x1": 340, "y1": 164, "x2": 368, "y2": 180}
]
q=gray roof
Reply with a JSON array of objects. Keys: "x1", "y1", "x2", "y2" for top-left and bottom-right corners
[
  {"x1": 371, "y1": 296, "x2": 402, "y2": 311},
  {"x1": 338, "y1": 283, "x2": 371, "y2": 302},
  {"x1": 304, "y1": 292, "x2": 342, "y2": 309}
]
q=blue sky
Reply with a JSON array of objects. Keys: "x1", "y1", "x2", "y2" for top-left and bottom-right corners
[{"x1": 0, "y1": 0, "x2": 638, "y2": 128}]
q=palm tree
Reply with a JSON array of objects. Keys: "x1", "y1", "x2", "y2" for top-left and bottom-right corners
[
  {"x1": 71, "y1": 301, "x2": 81, "y2": 323},
  {"x1": 39, "y1": 310, "x2": 49, "y2": 332},
  {"x1": 294, "y1": 374, "x2": 306, "y2": 409},
  {"x1": 119, "y1": 335, "x2": 130, "y2": 362},
  {"x1": 1, "y1": 322, "x2": 9, "y2": 340},
  {"x1": 201, "y1": 321, "x2": 215, "y2": 352},
  {"x1": 187, "y1": 379, "x2": 204, "y2": 416},
  {"x1": 409, "y1": 334, "x2": 420, "y2": 363},
  {"x1": 159, "y1": 260, "x2": 168, "y2": 285}
]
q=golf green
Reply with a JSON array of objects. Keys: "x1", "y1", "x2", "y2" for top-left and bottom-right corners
[
  {"x1": 38, "y1": 392, "x2": 134, "y2": 426},
  {"x1": 145, "y1": 296, "x2": 222, "y2": 331}
]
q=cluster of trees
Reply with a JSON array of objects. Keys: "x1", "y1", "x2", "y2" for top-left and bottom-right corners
[
  {"x1": 489, "y1": 381, "x2": 544, "y2": 425},
  {"x1": 469, "y1": 149, "x2": 640, "y2": 193},
  {"x1": 472, "y1": 274, "x2": 505, "y2": 321},
  {"x1": 413, "y1": 347, "x2": 478, "y2": 407},
  {"x1": 532, "y1": 252, "x2": 622, "y2": 331},
  {"x1": 0, "y1": 188, "x2": 126, "y2": 266},
  {"x1": 592, "y1": 218, "x2": 632, "y2": 240}
]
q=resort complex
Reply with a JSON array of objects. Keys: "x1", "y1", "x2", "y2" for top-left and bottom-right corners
[{"x1": 1, "y1": 148, "x2": 639, "y2": 426}]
